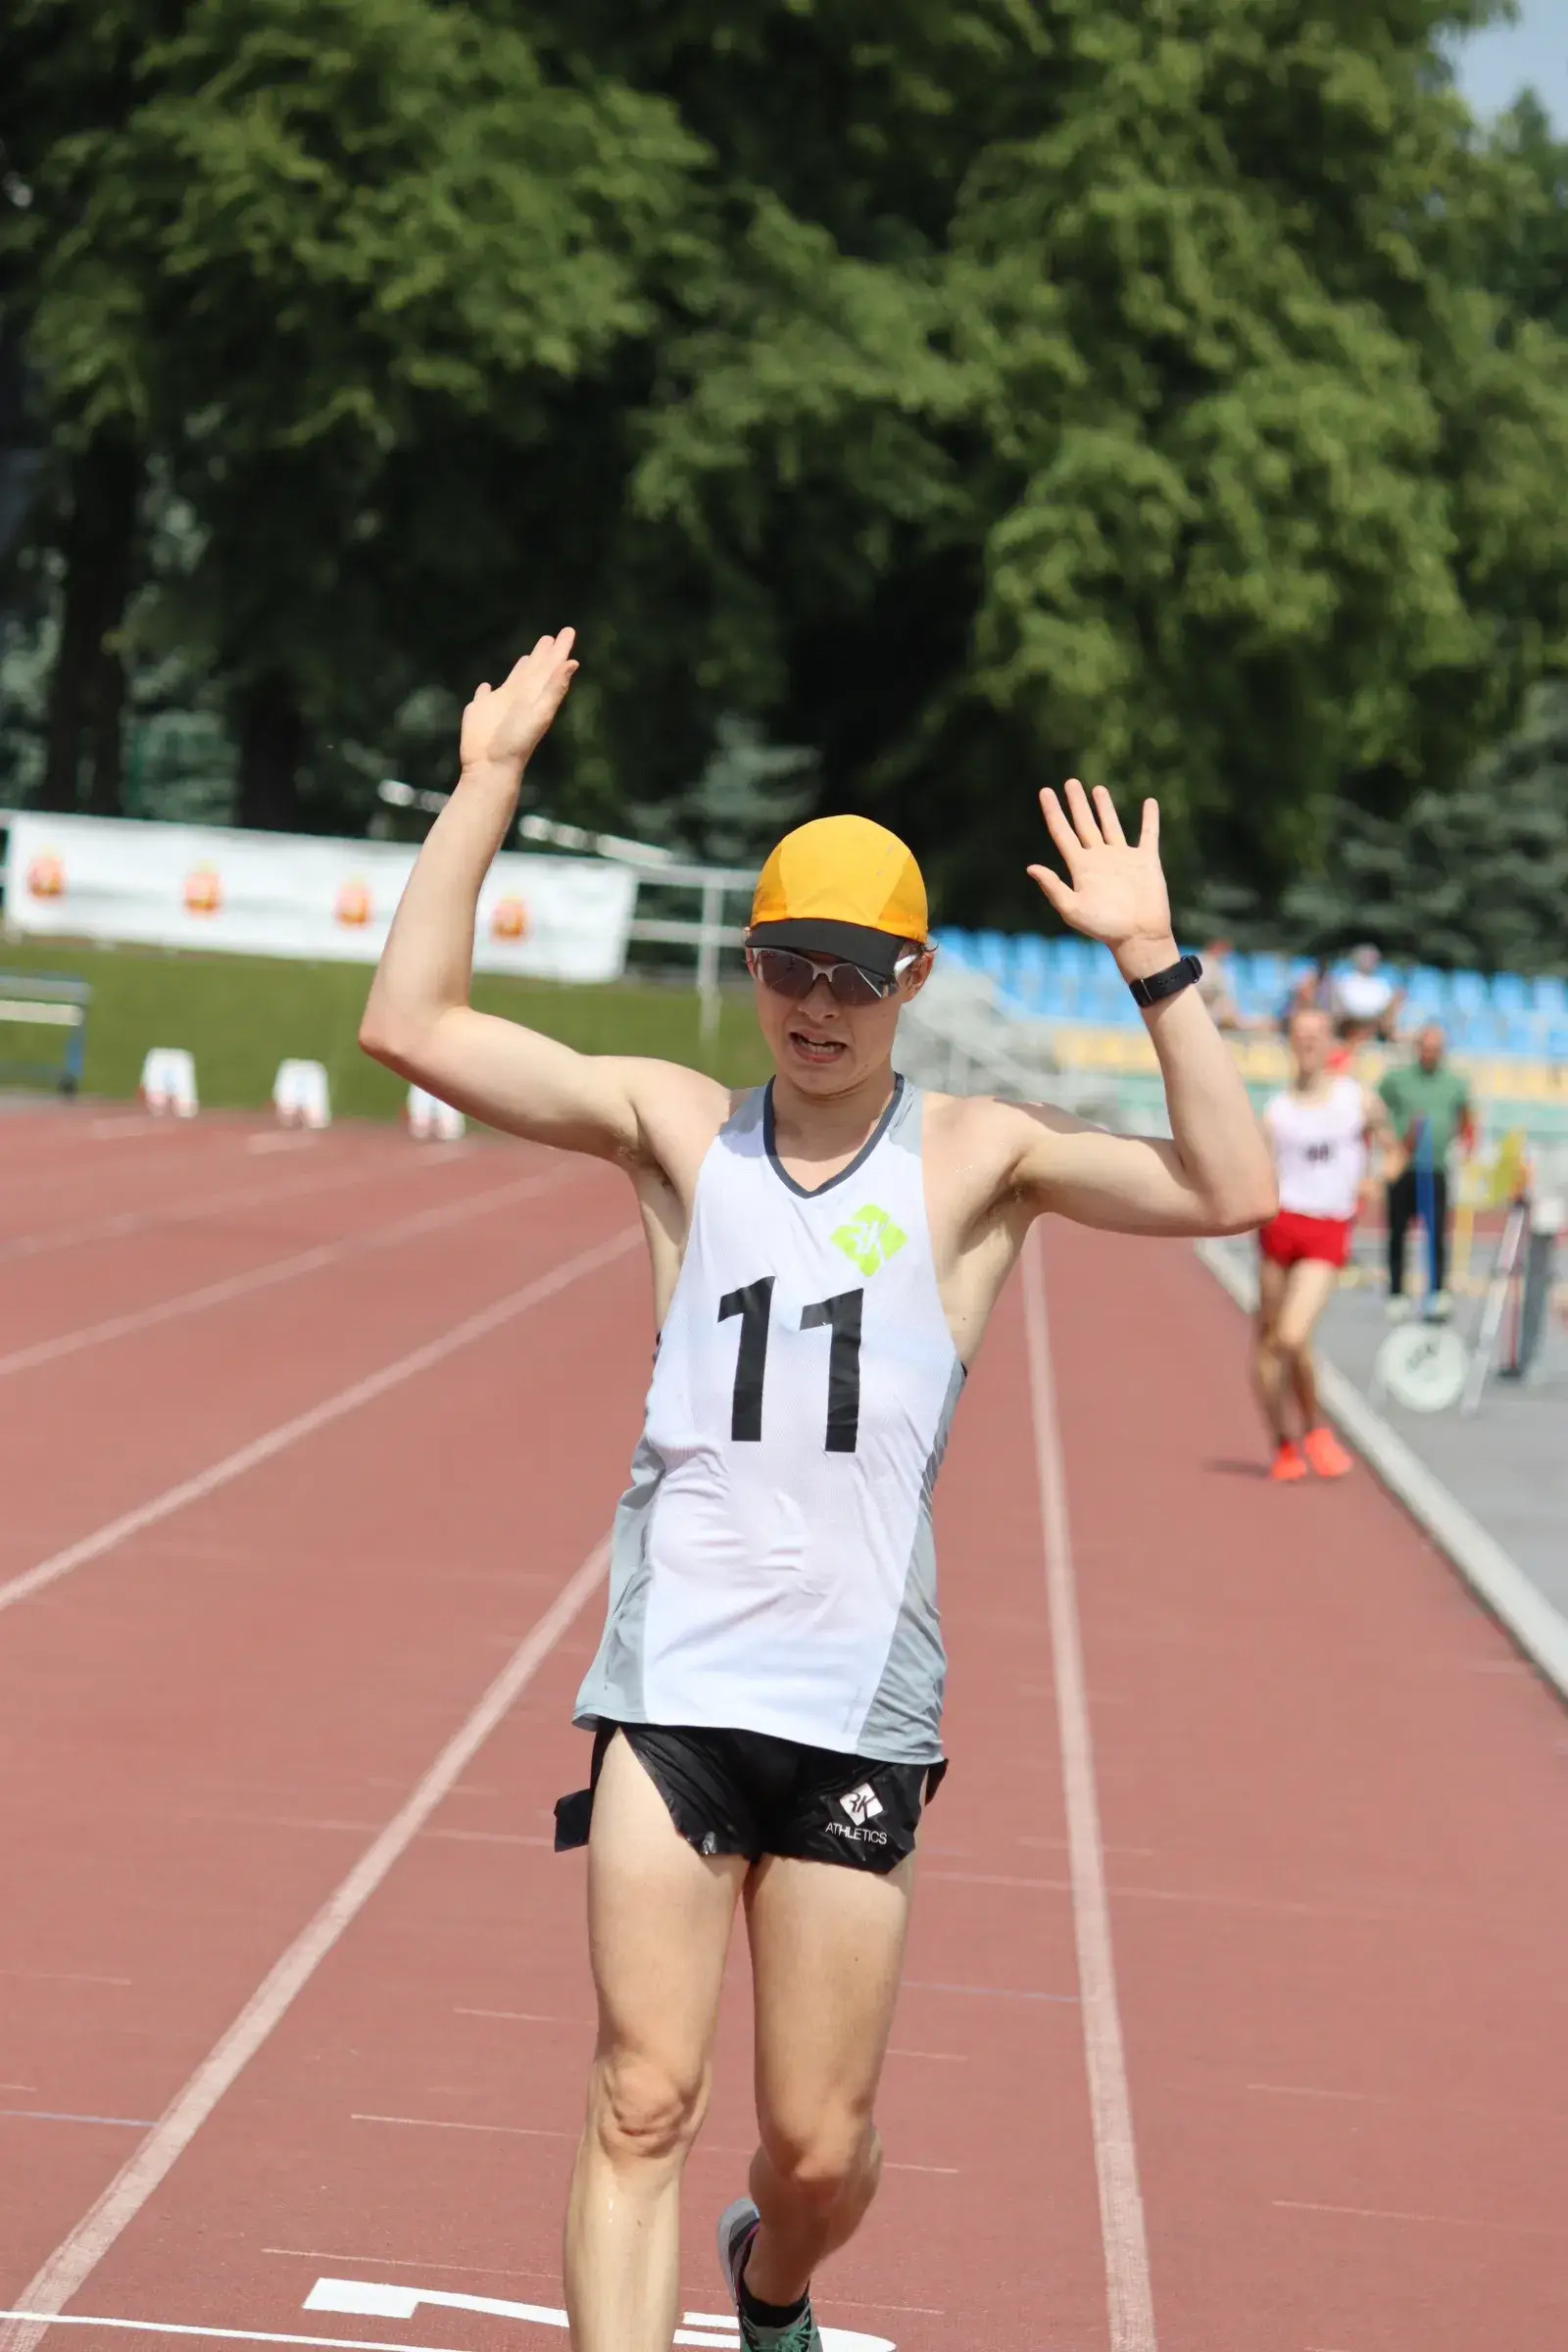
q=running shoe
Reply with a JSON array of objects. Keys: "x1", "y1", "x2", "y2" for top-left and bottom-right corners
[
  {"x1": 1268, "y1": 1440, "x2": 1308, "y2": 1484},
  {"x1": 1386, "y1": 1293, "x2": 1413, "y2": 1322},
  {"x1": 716, "y1": 2197, "x2": 822, "y2": 2352},
  {"x1": 1422, "y1": 1290, "x2": 1452, "y2": 1323},
  {"x1": 1301, "y1": 1424, "x2": 1353, "y2": 1479}
]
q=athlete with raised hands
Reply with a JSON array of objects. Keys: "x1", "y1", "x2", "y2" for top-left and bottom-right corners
[{"x1": 361, "y1": 629, "x2": 1276, "y2": 2352}]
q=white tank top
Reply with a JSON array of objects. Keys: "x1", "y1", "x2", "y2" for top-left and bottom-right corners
[
  {"x1": 575, "y1": 1079, "x2": 962, "y2": 1763},
  {"x1": 1265, "y1": 1076, "x2": 1366, "y2": 1220}
]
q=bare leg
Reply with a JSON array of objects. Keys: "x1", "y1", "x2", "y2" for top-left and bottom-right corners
[
  {"x1": 1251, "y1": 1257, "x2": 1293, "y2": 1442},
  {"x1": 564, "y1": 1737, "x2": 746, "y2": 2352},
  {"x1": 1275, "y1": 1258, "x2": 1341, "y2": 1431},
  {"x1": 740, "y1": 1854, "x2": 913, "y2": 2310}
]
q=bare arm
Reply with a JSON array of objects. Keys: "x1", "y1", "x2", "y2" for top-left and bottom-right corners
[
  {"x1": 360, "y1": 631, "x2": 724, "y2": 1159},
  {"x1": 1009, "y1": 781, "x2": 1277, "y2": 1235}
]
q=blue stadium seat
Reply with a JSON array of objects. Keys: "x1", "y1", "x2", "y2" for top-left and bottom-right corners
[
  {"x1": 1448, "y1": 969, "x2": 1489, "y2": 1013},
  {"x1": 1547, "y1": 1026, "x2": 1568, "y2": 1063},
  {"x1": 930, "y1": 927, "x2": 970, "y2": 965},
  {"x1": 1533, "y1": 975, "x2": 1568, "y2": 1021},
  {"x1": 1493, "y1": 972, "x2": 1532, "y2": 1015},
  {"x1": 974, "y1": 931, "x2": 1011, "y2": 984},
  {"x1": 1247, "y1": 953, "x2": 1289, "y2": 1001},
  {"x1": 1054, "y1": 935, "x2": 1099, "y2": 980}
]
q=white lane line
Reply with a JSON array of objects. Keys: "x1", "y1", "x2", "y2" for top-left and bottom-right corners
[
  {"x1": 1274, "y1": 2197, "x2": 1567, "y2": 2238},
  {"x1": 0, "y1": 1144, "x2": 502, "y2": 1268},
  {"x1": 350, "y1": 2111, "x2": 573, "y2": 2139},
  {"x1": 0, "y1": 2317, "x2": 469, "y2": 2352},
  {"x1": 261, "y1": 2248, "x2": 562, "y2": 2284},
  {"x1": 0, "y1": 1167, "x2": 567, "y2": 1384},
  {"x1": 0, "y1": 1534, "x2": 612, "y2": 2352},
  {"x1": 0, "y1": 1970, "x2": 131, "y2": 1988},
  {"x1": 1022, "y1": 1231, "x2": 1158, "y2": 2352},
  {"x1": 0, "y1": 2110, "x2": 157, "y2": 2129},
  {"x1": 0, "y1": 1225, "x2": 635, "y2": 1619}
]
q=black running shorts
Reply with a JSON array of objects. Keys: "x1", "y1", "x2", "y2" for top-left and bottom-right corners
[{"x1": 554, "y1": 1722, "x2": 946, "y2": 1876}]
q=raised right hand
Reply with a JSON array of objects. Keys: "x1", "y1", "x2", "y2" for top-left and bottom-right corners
[{"x1": 460, "y1": 628, "x2": 578, "y2": 777}]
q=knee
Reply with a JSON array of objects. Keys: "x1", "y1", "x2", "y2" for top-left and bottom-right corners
[
  {"x1": 761, "y1": 2116, "x2": 878, "y2": 2216},
  {"x1": 589, "y1": 2046, "x2": 707, "y2": 2170}
]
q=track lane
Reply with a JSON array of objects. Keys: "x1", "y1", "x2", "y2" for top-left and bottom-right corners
[
  {"x1": 0, "y1": 1161, "x2": 628, "y2": 1600},
  {"x1": 0, "y1": 1154, "x2": 566, "y2": 1379},
  {"x1": 0, "y1": 1220, "x2": 650, "y2": 2307},
  {"x1": 1042, "y1": 1223, "x2": 1568, "y2": 2352},
  {"x1": 0, "y1": 1263, "x2": 1108, "y2": 2352}
]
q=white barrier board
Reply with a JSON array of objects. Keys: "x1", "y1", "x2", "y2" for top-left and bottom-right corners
[
  {"x1": 4, "y1": 812, "x2": 635, "y2": 983},
  {"x1": 140, "y1": 1046, "x2": 199, "y2": 1116},
  {"x1": 407, "y1": 1085, "x2": 465, "y2": 1142},
  {"x1": 274, "y1": 1057, "x2": 332, "y2": 1129}
]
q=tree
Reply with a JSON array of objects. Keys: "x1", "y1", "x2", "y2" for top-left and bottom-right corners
[
  {"x1": 614, "y1": 1, "x2": 1568, "y2": 921},
  {"x1": 3, "y1": 0, "x2": 706, "y2": 822},
  {"x1": 1280, "y1": 677, "x2": 1568, "y2": 973}
]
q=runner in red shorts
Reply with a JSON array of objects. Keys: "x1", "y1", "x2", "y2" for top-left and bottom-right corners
[{"x1": 1253, "y1": 1007, "x2": 1391, "y2": 1483}]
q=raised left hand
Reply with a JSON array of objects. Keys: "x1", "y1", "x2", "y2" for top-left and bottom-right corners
[{"x1": 1027, "y1": 779, "x2": 1175, "y2": 977}]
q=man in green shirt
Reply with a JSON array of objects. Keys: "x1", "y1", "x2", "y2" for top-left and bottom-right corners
[{"x1": 1379, "y1": 1024, "x2": 1474, "y2": 1319}]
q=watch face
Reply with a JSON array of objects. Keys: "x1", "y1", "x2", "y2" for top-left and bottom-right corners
[{"x1": 1375, "y1": 1324, "x2": 1469, "y2": 1413}]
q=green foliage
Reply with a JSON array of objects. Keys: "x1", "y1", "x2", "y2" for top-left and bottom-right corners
[
  {"x1": 3, "y1": 0, "x2": 1567, "y2": 953},
  {"x1": 1281, "y1": 678, "x2": 1568, "y2": 973}
]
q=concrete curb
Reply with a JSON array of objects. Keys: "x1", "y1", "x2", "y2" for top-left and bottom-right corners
[{"x1": 1195, "y1": 1239, "x2": 1568, "y2": 1708}]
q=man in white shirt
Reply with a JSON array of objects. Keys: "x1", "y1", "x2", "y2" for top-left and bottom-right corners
[{"x1": 1329, "y1": 945, "x2": 1402, "y2": 1045}]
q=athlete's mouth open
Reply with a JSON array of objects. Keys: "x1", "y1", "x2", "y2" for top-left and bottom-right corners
[{"x1": 787, "y1": 1027, "x2": 849, "y2": 1066}]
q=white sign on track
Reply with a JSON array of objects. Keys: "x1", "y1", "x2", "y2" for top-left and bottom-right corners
[
  {"x1": 4, "y1": 813, "x2": 636, "y2": 984},
  {"x1": 307, "y1": 2278, "x2": 896, "y2": 2352}
]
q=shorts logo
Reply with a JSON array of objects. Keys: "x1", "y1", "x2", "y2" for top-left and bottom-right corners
[
  {"x1": 831, "y1": 1204, "x2": 907, "y2": 1278},
  {"x1": 839, "y1": 1783, "x2": 884, "y2": 1827}
]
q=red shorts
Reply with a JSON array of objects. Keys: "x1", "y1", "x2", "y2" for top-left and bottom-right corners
[{"x1": 1258, "y1": 1208, "x2": 1354, "y2": 1270}]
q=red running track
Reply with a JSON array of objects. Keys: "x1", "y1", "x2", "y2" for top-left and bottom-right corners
[{"x1": 0, "y1": 1108, "x2": 1564, "y2": 2352}]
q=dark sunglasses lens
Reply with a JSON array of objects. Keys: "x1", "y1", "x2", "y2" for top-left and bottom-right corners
[
  {"x1": 753, "y1": 948, "x2": 896, "y2": 1004},
  {"x1": 826, "y1": 962, "x2": 890, "y2": 1005},
  {"x1": 754, "y1": 949, "x2": 816, "y2": 1001}
]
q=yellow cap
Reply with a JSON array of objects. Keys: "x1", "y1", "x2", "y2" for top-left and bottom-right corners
[{"x1": 748, "y1": 816, "x2": 928, "y2": 978}]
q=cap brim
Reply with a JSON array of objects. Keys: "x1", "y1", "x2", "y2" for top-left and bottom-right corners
[{"x1": 746, "y1": 918, "x2": 921, "y2": 979}]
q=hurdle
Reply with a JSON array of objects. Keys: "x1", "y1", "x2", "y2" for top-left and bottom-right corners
[{"x1": 0, "y1": 970, "x2": 91, "y2": 1096}]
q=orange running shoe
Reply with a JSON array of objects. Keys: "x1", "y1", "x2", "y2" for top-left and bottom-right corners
[
  {"x1": 1301, "y1": 1424, "x2": 1353, "y2": 1479},
  {"x1": 1268, "y1": 1440, "x2": 1308, "y2": 1484}
]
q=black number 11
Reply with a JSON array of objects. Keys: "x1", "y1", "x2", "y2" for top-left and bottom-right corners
[{"x1": 718, "y1": 1280, "x2": 863, "y2": 1452}]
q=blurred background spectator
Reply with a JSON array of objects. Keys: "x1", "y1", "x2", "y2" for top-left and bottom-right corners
[{"x1": 1379, "y1": 1024, "x2": 1475, "y2": 1318}]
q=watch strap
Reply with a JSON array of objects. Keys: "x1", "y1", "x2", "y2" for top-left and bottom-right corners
[{"x1": 1129, "y1": 951, "x2": 1202, "y2": 1008}]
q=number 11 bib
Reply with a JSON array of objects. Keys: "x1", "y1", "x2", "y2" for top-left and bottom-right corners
[{"x1": 574, "y1": 1078, "x2": 962, "y2": 1763}]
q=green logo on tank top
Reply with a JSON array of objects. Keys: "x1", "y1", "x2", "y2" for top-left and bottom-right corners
[{"x1": 831, "y1": 1202, "x2": 907, "y2": 1277}]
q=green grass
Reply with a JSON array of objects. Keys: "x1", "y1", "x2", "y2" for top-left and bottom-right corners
[{"x1": 0, "y1": 938, "x2": 771, "y2": 1117}]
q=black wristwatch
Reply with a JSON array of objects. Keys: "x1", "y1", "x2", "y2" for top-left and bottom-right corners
[{"x1": 1128, "y1": 952, "x2": 1202, "y2": 1008}]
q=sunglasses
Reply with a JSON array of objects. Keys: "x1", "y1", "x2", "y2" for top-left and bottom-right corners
[{"x1": 748, "y1": 945, "x2": 919, "y2": 1007}]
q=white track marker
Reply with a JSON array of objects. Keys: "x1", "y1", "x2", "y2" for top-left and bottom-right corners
[
  {"x1": 307, "y1": 2280, "x2": 893, "y2": 2352},
  {"x1": 1022, "y1": 1234, "x2": 1158, "y2": 2352},
  {"x1": 0, "y1": 1537, "x2": 612, "y2": 2352},
  {"x1": 0, "y1": 1224, "x2": 636, "y2": 1619},
  {"x1": 0, "y1": 1167, "x2": 568, "y2": 1385}
]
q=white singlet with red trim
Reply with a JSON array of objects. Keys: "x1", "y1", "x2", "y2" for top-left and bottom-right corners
[
  {"x1": 1265, "y1": 1075, "x2": 1367, "y2": 1220},
  {"x1": 574, "y1": 1077, "x2": 962, "y2": 1764}
]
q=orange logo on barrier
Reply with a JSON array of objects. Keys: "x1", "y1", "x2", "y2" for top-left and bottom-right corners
[
  {"x1": 490, "y1": 897, "x2": 529, "y2": 942},
  {"x1": 335, "y1": 878, "x2": 372, "y2": 928},
  {"x1": 183, "y1": 864, "x2": 222, "y2": 916},
  {"x1": 26, "y1": 854, "x2": 65, "y2": 901}
]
